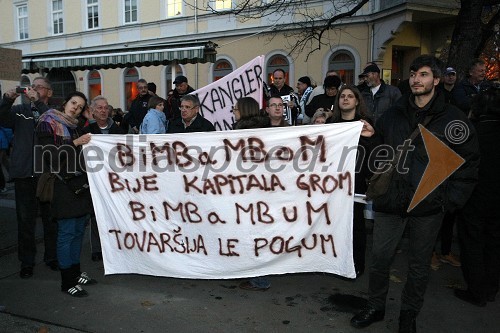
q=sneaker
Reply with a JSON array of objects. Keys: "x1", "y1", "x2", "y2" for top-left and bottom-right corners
[
  {"x1": 430, "y1": 252, "x2": 441, "y2": 270},
  {"x1": 64, "y1": 285, "x2": 89, "y2": 298},
  {"x1": 76, "y1": 272, "x2": 98, "y2": 285},
  {"x1": 440, "y1": 253, "x2": 461, "y2": 267}
]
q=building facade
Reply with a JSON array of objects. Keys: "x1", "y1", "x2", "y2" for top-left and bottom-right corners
[{"x1": 0, "y1": 0, "x2": 459, "y2": 111}]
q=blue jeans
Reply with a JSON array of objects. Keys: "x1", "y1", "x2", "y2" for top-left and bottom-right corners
[
  {"x1": 249, "y1": 276, "x2": 271, "y2": 289},
  {"x1": 15, "y1": 177, "x2": 57, "y2": 267},
  {"x1": 368, "y1": 211, "x2": 444, "y2": 313},
  {"x1": 57, "y1": 216, "x2": 88, "y2": 269}
]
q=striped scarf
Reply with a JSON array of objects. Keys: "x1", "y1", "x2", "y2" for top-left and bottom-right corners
[{"x1": 37, "y1": 109, "x2": 78, "y2": 145}]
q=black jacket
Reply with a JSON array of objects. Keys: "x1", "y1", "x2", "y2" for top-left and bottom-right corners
[
  {"x1": 332, "y1": 116, "x2": 377, "y2": 194},
  {"x1": 167, "y1": 114, "x2": 216, "y2": 133},
  {"x1": 233, "y1": 115, "x2": 270, "y2": 130},
  {"x1": 361, "y1": 81, "x2": 402, "y2": 124},
  {"x1": 465, "y1": 114, "x2": 500, "y2": 216},
  {"x1": 128, "y1": 94, "x2": 152, "y2": 129},
  {"x1": 0, "y1": 96, "x2": 50, "y2": 179},
  {"x1": 452, "y1": 79, "x2": 491, "y2": 114},
  {"x1": 166, "y1": 86, "x2": 195, "y2": 120},
  {"x1": 81, "y1": 119, "x2": 125, "y2": 135},
  {"x1": 305, "y1": 94, "x2": 337, "y2": 118},
  {"x1": 37, "y1": 124, "x2": 91, "y2": 219},
  {"x1": 373, "y1": 91, "x2": 479, "y2": 217}
]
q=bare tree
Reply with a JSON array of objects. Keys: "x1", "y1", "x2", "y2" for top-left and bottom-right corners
[
  {"x1": 191, "y1": 0, "x2": 499, "y2": 76},
  {"x1": 447, "y1": 0, "x2": 500, "y2": 79},
  {"x1": 186, "y1": 0, "x2": 369, "y2": 59}
]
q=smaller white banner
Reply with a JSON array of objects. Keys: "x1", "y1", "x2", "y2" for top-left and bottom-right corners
[{"x1": 192, "y1": 56, "x2": 264, "y2": 131}]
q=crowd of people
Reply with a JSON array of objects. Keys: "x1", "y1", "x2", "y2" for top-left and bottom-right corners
[{"x1": 0, "y1": 55, "x2": 498, "y2": 333}]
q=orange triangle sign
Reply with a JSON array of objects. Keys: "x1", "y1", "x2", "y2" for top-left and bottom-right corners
[{"x1": 407, "y1": 124, "x2": 465, "y2": 212}]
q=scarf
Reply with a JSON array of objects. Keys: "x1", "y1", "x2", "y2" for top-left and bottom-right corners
[{"x1": 38, "y1": 109, "x2": 79, "y2": 145}]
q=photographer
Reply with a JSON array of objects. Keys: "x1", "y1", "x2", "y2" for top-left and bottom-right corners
[
  {"x1": 0, "y1": 77, "x2": 58, "y2": 278},
  {"x1": 305, "y1": 75, "x2": 342, "y2": 122}
]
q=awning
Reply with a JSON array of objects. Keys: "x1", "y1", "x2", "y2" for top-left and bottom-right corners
[{"x1": 22, "y1": 41, "x2": 217, "y2": 73}]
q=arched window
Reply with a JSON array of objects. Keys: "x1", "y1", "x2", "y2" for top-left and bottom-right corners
[
  {"x1": 88, "y1": 70, "x2": 101, "y2": 101},
  {"x1": 266, "y1": 55, "x2": 290, "y2": 85},
  {"x1": 165, "y1": 64, "x2": 183, "y2": 95},
  {"x1": 124, "y1": 68, "x2": 139, "y2": 111},
  {"x1": 46, "y1": 69, "x2": 76, "y2": 107},
  {"x1": 213, "y1": 59, "x2": 233, "y2": 81},
  {"x1": 328, "y1": 51, "x2": 355, "y2": 85}
]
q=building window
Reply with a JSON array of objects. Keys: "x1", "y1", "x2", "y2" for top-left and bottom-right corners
[
  {"x1": 328, "y1": 51, "x2": 355, "y2": 85},
  {"x1": 165, "y1": 64, "x2": 183, "y2": 94},
  {"x1": 88, "y1": 70, "x2": 102, "y2": 101},
  {"x1": 213, "y1": 60, "x2": 233, "y2": 82},
  {"x1": 47, "y1": 69, "x2": 76, "y2": 107},
  {"x1": 215, "y1": 0, "x2": 232, "y2": 10},
  {"x1": 124, "y1": 0, "x2": 137, "y2": 23},
  {"x1": 17, "y1": 4, "x2": 29, "y2": 40},
  {"x1": 124, "y1": 68, "x2": 139, "y2": 110},
  {"x1": 167, "y1": 0, "x2": 182, "y2": 17},
  {"x1": 266, "y1": 55, "x2": 290, "y2": 86},
  {"x1": 87, "y1": 0, "x2": 99, "y2": 29},
  {"x1": 52, "y1": 0, "x2": 63, "y2": 35}
]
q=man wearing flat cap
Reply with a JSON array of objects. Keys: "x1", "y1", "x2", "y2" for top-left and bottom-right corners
[
  {"x1": 360, "y1": 62, "x2": 401, "y2": 124},
  {"x1": 166, "y1": 75, "x2": 195, "y2": 121}
]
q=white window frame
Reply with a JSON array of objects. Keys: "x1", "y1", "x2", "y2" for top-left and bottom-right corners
[
  {"x1": 167, "y1": 0, "x2": 183, "y2": 17},
  {"x1": 86, "y1": 0, "x2": 99, "y2": 30},
  {"x1": 16, "y1": 4, "x2": 29, "y2": 40},
  {"x1": 52, "y1": 0, "x2": 63, "y2": 35},
  {"x1": 124, "y1": 0, "x2": 138, "y2": 24},
  {"x1": 214, "y1": 0, "x2": 232, "y2": 11}
]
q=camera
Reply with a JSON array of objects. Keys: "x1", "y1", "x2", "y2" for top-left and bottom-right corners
[
  {"x1": 281, "y1": 94, "x2": 291, "y2": 103},
  {"x1": 15, "y1": 86, "x2": 27, "y2": 94}
]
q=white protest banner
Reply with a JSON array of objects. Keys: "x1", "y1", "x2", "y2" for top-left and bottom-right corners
[
  {"x1": 191, "y1": 55, "x2": 264, "y2": 131},
  {"x1": 84, "y1": 122, "x2": 362, "y2": 279}
]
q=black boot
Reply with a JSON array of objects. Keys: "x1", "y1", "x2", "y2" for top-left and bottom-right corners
[
  {"x1": 399, "y1": 310, "x2": 417, "y2": 333},
  {"x1": 60, "y1": 268, "x2": 88, "y2": 297},
  {"x1": 72, "y1": 263, "x2": 97, "y2": 285},
  {"x1": 350, "y1": 307, "x2": 385, "y2": 328}
]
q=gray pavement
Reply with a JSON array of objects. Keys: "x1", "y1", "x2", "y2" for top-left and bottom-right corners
[{"x1": 1, "y1": 184, "x2": 499, "y2": 333}]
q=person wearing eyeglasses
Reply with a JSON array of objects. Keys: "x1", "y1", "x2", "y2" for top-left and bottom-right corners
[
  {"x1": 167, "y1": 94, "x2": 215, "y2": 133},
  {"x1": 0, "y1": 77, "x2": 59, "y2": 278},
  {"x1": 265, "y1": 96, "x2": 289, "y2": 127}
]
